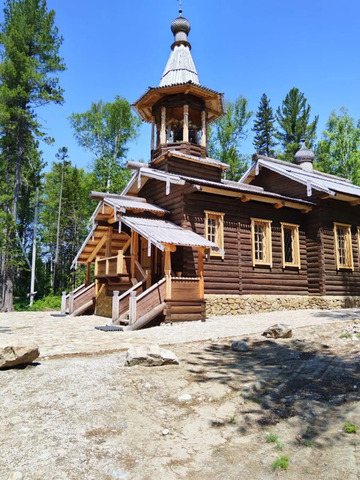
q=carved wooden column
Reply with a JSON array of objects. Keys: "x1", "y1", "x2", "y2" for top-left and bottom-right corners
[
  {"x1": 183, "y1": 104, "x2": 189, "y2": 142},
  {"x1": 151, "y1": 115, "x2": 155, "y2": 150},
  {"x1": 160, "y1": 107, "x2": 166, "y2": 144},
  {"x1": 201, "y1": 110, "x2": 207, "y2": 147}
]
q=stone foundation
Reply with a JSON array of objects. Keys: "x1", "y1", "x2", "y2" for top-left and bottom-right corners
[
  {"x1": 205, "y1": 294, "x2": 360, "y2": 317},
  {"x1": 95, "y1": 285, "x2": 112, "y2": 318}
]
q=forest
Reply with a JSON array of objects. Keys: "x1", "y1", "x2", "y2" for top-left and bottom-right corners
[{"x1": 1, "y1": 0, "x2": 359, "y2": 312}]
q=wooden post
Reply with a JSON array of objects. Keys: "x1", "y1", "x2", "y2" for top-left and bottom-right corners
[
  {"x1": 86, "y1": 262, "x2": 91, "y2": 286},
  {"x1": 201, "y1": 110, "x2": 207, "y2": 147},
  {"x1": 61, "y1": 291, "x2": 67, "y2": 314},
  {"x1": 164, "y1": 247, "x2": 172, "y2": 299},
  {"x1": 130, "y1": 230, "x2": 139, "y2": 281},
  {"x1": 95, "y1": 259, "x2": 99, "y2": 295},
  {"x1": 112, "y1": 290, "x2": 119, "y2": 322},
  {"x1": 106, "y1": 227, "x2": 113, "y2": 258},
  {"x1": 160, "y1": 107, "x2": 166, "y2": 144},
  {"x1": 69, "y1": 292, "x2": 75, "y2": 315},
  {"x1": 117, "y1": 250, "x2": 123, "y2": 274},
  {"x1": 197, "y1": 247, "x2": 205, "y2": 298},
  {"x1": 151, "y1": 115, "x2": 155, "y2": 150},
  {"x1": 183, "y1": 104, "x2": 189, "y2": 142},
  {"x1": 129, "y1": 291, "x2": 137, "y2": 325}
]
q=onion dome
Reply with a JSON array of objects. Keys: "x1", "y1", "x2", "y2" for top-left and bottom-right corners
[
  {"x1": 171, "y1": 11, "x2": 191, "y2": 36},
  {"x1": 294, "y1": 139, "x2": 315, "y2": 169}
]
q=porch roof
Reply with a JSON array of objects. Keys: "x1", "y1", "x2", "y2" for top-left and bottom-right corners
[{"x1": 120, "y1": 216, "x2": 219, "y2": 252}]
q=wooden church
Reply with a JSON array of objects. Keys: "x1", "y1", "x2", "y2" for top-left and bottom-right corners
[{"x1": 67, "y1": 9, "x2": 360, "y2": 329}]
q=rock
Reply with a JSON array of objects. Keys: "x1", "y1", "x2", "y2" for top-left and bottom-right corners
[
  {"x1": 8, "y1": 473, "x2": 23, "y2": 480},
  {"x1": 0, "y1": 343, "x2": 39, "y2": 369},
  {"x1": 178, "y1": 393, "x2": 192, "y2": 402},
  {"x1": 231, "y1": 340, "x2": 249, "y2": 352},
  {"x1": 162, "y1": 429, "x2": 170, "y2": 435},
  {"x1": 124, "y1": 344, "x2": 179, "y2": 367},
  {"x1": 262, "y1": 324, "x2": 292, "y2": 339}
]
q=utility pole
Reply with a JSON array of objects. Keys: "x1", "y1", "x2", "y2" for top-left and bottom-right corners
[{"x1": 29, "y1": 188, "x2": 39, "y2": 307}]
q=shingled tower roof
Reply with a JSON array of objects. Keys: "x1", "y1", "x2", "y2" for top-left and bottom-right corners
[{"x1": 159, "y1": 7, "x2": 200, "y2": 87}]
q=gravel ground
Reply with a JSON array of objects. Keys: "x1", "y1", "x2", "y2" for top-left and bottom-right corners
[{"x1": 1, "y1": 308, "x2": 360, "y2": 480}]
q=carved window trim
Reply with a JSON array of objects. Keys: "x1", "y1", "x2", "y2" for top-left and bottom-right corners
[
  {"x1": 251, "y1": 218, "x2": 272, "y2": 267},
  {"x1": 334, "y1": 222, "x2": 353, "y2": 270},
  {"x1": 281, "y1": 222, "x2": 301, "y2": 268},
  {"x1": 204, "y1": 211, "x2": 225, "y2": 258}
]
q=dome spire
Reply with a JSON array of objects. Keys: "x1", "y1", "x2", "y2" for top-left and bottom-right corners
[{"x1": 159, "y1": 5, "x2": 199, "y2": 87}]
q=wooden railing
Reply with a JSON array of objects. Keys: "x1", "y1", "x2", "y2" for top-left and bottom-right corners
[
  {"x1": 130, "y1": 278, "x2": 166, "y2": 324},
  {"x1": 112, "y1": 280, "x2": 146, "y2": 321},
  {"x1": 95, "y1": 253, "x2": 130, "y2": 278},
  {"x1": 170, "y1": 276, "x2": 202, "y2": 300},
  {"x1": 63, "y1": 282, "x2": 96, "y2": 315}
]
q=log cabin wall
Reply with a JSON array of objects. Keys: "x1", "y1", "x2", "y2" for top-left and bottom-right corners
[
  {"x1": 152, "y1": 156, "x2": 223, "y2": 182},
  {"x1": 139, "y1": 180, "x2": 186, "y2": 225},
  {"x1": 317, "y1": 199, "x2": 360, "y2": 295},
  {"x1": 303, "y1": 208, "x2": 324, "y2": 295},
  {"x1": 250, "y1": 169, "x2": 309, "y2": 199},
  {"x1": 183, "y1": 191, "x2": 309, "y2": 295}
]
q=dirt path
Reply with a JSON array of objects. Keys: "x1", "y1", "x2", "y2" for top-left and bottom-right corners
[{"x1": 1, "y1": 316, "x2": 360, "y2": 479}]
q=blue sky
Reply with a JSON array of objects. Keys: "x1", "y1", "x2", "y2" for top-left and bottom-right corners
[{"x1": 22, "y1": 0, "x2": 360, "y2": 171}]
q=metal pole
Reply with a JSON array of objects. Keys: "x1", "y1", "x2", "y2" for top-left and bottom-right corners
[{"x1": 29, "y1": 188, "x2": 39, "y2": 307}]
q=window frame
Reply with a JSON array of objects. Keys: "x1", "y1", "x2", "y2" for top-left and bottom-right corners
[
  {"x1": 333, "y1": 222, "x2": 353, "y2": 270},
  {"x1": 204, "y1": 210, "x2": 225, "y2": 258},
  {"x1": 251, "y1": 218, "x2": 272, "y2": 267},
  {"x1": 280, "y1": 222, "x2": 301, "y2": 269}
]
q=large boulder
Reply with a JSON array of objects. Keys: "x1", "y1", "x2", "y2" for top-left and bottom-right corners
[
  {"x1": 0, "y1": 343, "x2": 39, "y2": 369},
  {"x1": 125, "y1": 344, "x2": 179, "y2": 367},
  {"x1": 262, "y1": 324, "x2": 292, "y2": 339},
  {"x1": 231, "y1": 340, "x2": 249, "y2": 352}
]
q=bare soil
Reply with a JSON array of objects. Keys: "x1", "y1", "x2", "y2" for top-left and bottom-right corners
[{"x1": 2, "y1": 321, "x2": 360, "y2": 480}]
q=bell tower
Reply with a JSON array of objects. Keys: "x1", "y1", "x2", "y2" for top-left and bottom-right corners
[{"x1": 133, "y1": 7, "x2": 225, "y2": 171}]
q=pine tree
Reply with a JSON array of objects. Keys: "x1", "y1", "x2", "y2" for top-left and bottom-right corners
[
  {"x1": 209, "y1": 96, "x2": 252, "y2": 180},
  {"x1": 0, "y1": 0, "x2": 65, "y2": 310},
  {"x1": 252, "y1": 93, "x2": 277, "y2": 157},
  {"x1": 276, "y1": 88, "x2": 318, "y2": 161}
]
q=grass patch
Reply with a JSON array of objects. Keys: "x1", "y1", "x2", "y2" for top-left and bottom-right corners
[
  {"x1": 272, "y1": 455, "x2": 289, "y2": 471},
  {"x1": 266, "y1": 433, "x2": 278, "y2": 443},
  {"x1": 344, "y1": 423, "x2": 358, "y2": 434},
  {"x1": 304, "y1": 439, "x2": 314, "y2": 447},
  {"x1": 339, "y1": 333, "x2": 351, "y2": 339},
  {"x1": 275, "y1": 441, "x2": 283, "y2": 450},
  {"x1": 14, "y1": 295, "x2": 61, "y2": 312}
]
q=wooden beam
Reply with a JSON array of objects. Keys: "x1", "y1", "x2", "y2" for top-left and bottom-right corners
[
  {"x1": 164, "y1": 248, "x2": 172, "y2": 298},
  {"x1": 162, "y1": 243, "x2": 177, "y2": 253},
  {"x1": 199, "y1": 186, "x2": 313, "y2": 213},
  {"x1": 105, "y1": 227, "x2": 113, "y2": 257},
  {"x1": 87, "y1": 233, "x2": 108, "y2": 263},
  {"x1": 274, "y1": 202, "x2": 284, "y2": 209},
  {"x1": 350, "y1": 200, "x2": 360, "y2": 206},
  {"x1": 240, "y1": 195, "x2": 250, "y2": 202}
]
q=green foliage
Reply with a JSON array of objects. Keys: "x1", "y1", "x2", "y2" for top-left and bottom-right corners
[
  {"x1": 14, "y1": 294, "x2": 61, "y2": 311},
  {"x1": 315, "y1": 108, "x2": 360, "y2": 185},
  {"x1": 40, "y1": 152, "x2": 93, "y2": 293},
  {"x1": 266, "y1": 433, "x2": 278, "y2": 443},
  {"x1": 252, "y1": 93, "x2": 277, "y2": 157},
  {"x1": 69, "y1": 95, "x2": 141, "y2": 193},
  {"x1": 209, "y1": 96, "x2": 252, "y2": 181},
  {"x1": 0, "y1": 0, "x2": 65, "y2": 310},
  {"x1": 272, "y1": 455, "x2": 289, "y2": 471},
  {"x1": 344, "y1": 423, "x2": 357, "y2": 434},
  {"x1": 275, "y1": 88, "x2": 318, "y2": 161},
  {"x1": 339, "y1": 332, "x2": 351, "y2": 339}
]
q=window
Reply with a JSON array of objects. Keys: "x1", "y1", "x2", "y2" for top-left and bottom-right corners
[
  {"x1": 334, "y1": 223, "x2": 353, "y2": 270},
  {"x1": 251, "y1": 218, "x2": 272, "y2": 266},
  {"x1": 205, "y1": 211, "x2": 224, "y2": 257},
  {"x1": 281, "y1": 223, "x2": 301, "y2": 268}
]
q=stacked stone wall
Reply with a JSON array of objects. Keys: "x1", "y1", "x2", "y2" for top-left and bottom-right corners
[{"x1": 205, "y1": 294, "x2": 360, "y2": 317}]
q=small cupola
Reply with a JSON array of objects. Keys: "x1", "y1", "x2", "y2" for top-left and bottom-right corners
[
  {"x1": 294, "y1": 139, "x2": 315, "y2": 172},
  {"x1": 133, "y1": 7, "x2": 225, "y2": 164}
]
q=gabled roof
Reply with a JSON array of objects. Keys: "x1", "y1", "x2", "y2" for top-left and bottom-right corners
[
  {"x1": 120, "y1": 216, "x2": 219, "y2": 252},
  {"x1": 151, "y1": 149, "x2": 229, "y2": 170},
  {"x1": 123, "y1": 164, "x2": 315, "y2": 211},
  {"x1": 241, "y1": 154, "x2": 360, "y2": 199}
]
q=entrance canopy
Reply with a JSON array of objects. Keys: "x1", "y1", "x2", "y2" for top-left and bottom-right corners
[{"x1": 120, "y1": 216, "x2": 219, "y2": 252}]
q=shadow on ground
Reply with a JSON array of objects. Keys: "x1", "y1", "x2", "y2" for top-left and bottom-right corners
[{"x1": 185, "y1": 335, "x2": 360, "y2": 445}]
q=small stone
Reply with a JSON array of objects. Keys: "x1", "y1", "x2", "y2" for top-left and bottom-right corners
[
  {"x1": 124, "y1": 344, "x2": 179, "y2": 367},
  {"x1": 8, "y1": 473, "x2": 23, "y2": 480},
  {"x1": 262, "y1": 324, "x2": 292, "y2": 339},
  {"x1": 178, "y1": 393, "x2": 192, "y2": 402},
  {"x1": 231, "y1": 340, "x2": 249, "y2": 352},
  {"x1": 0, "y1": 343, "x2": 39, "y2": 369},
  {"x1": 162, "y1": 429, "x2": 170, "y2": 435}
]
